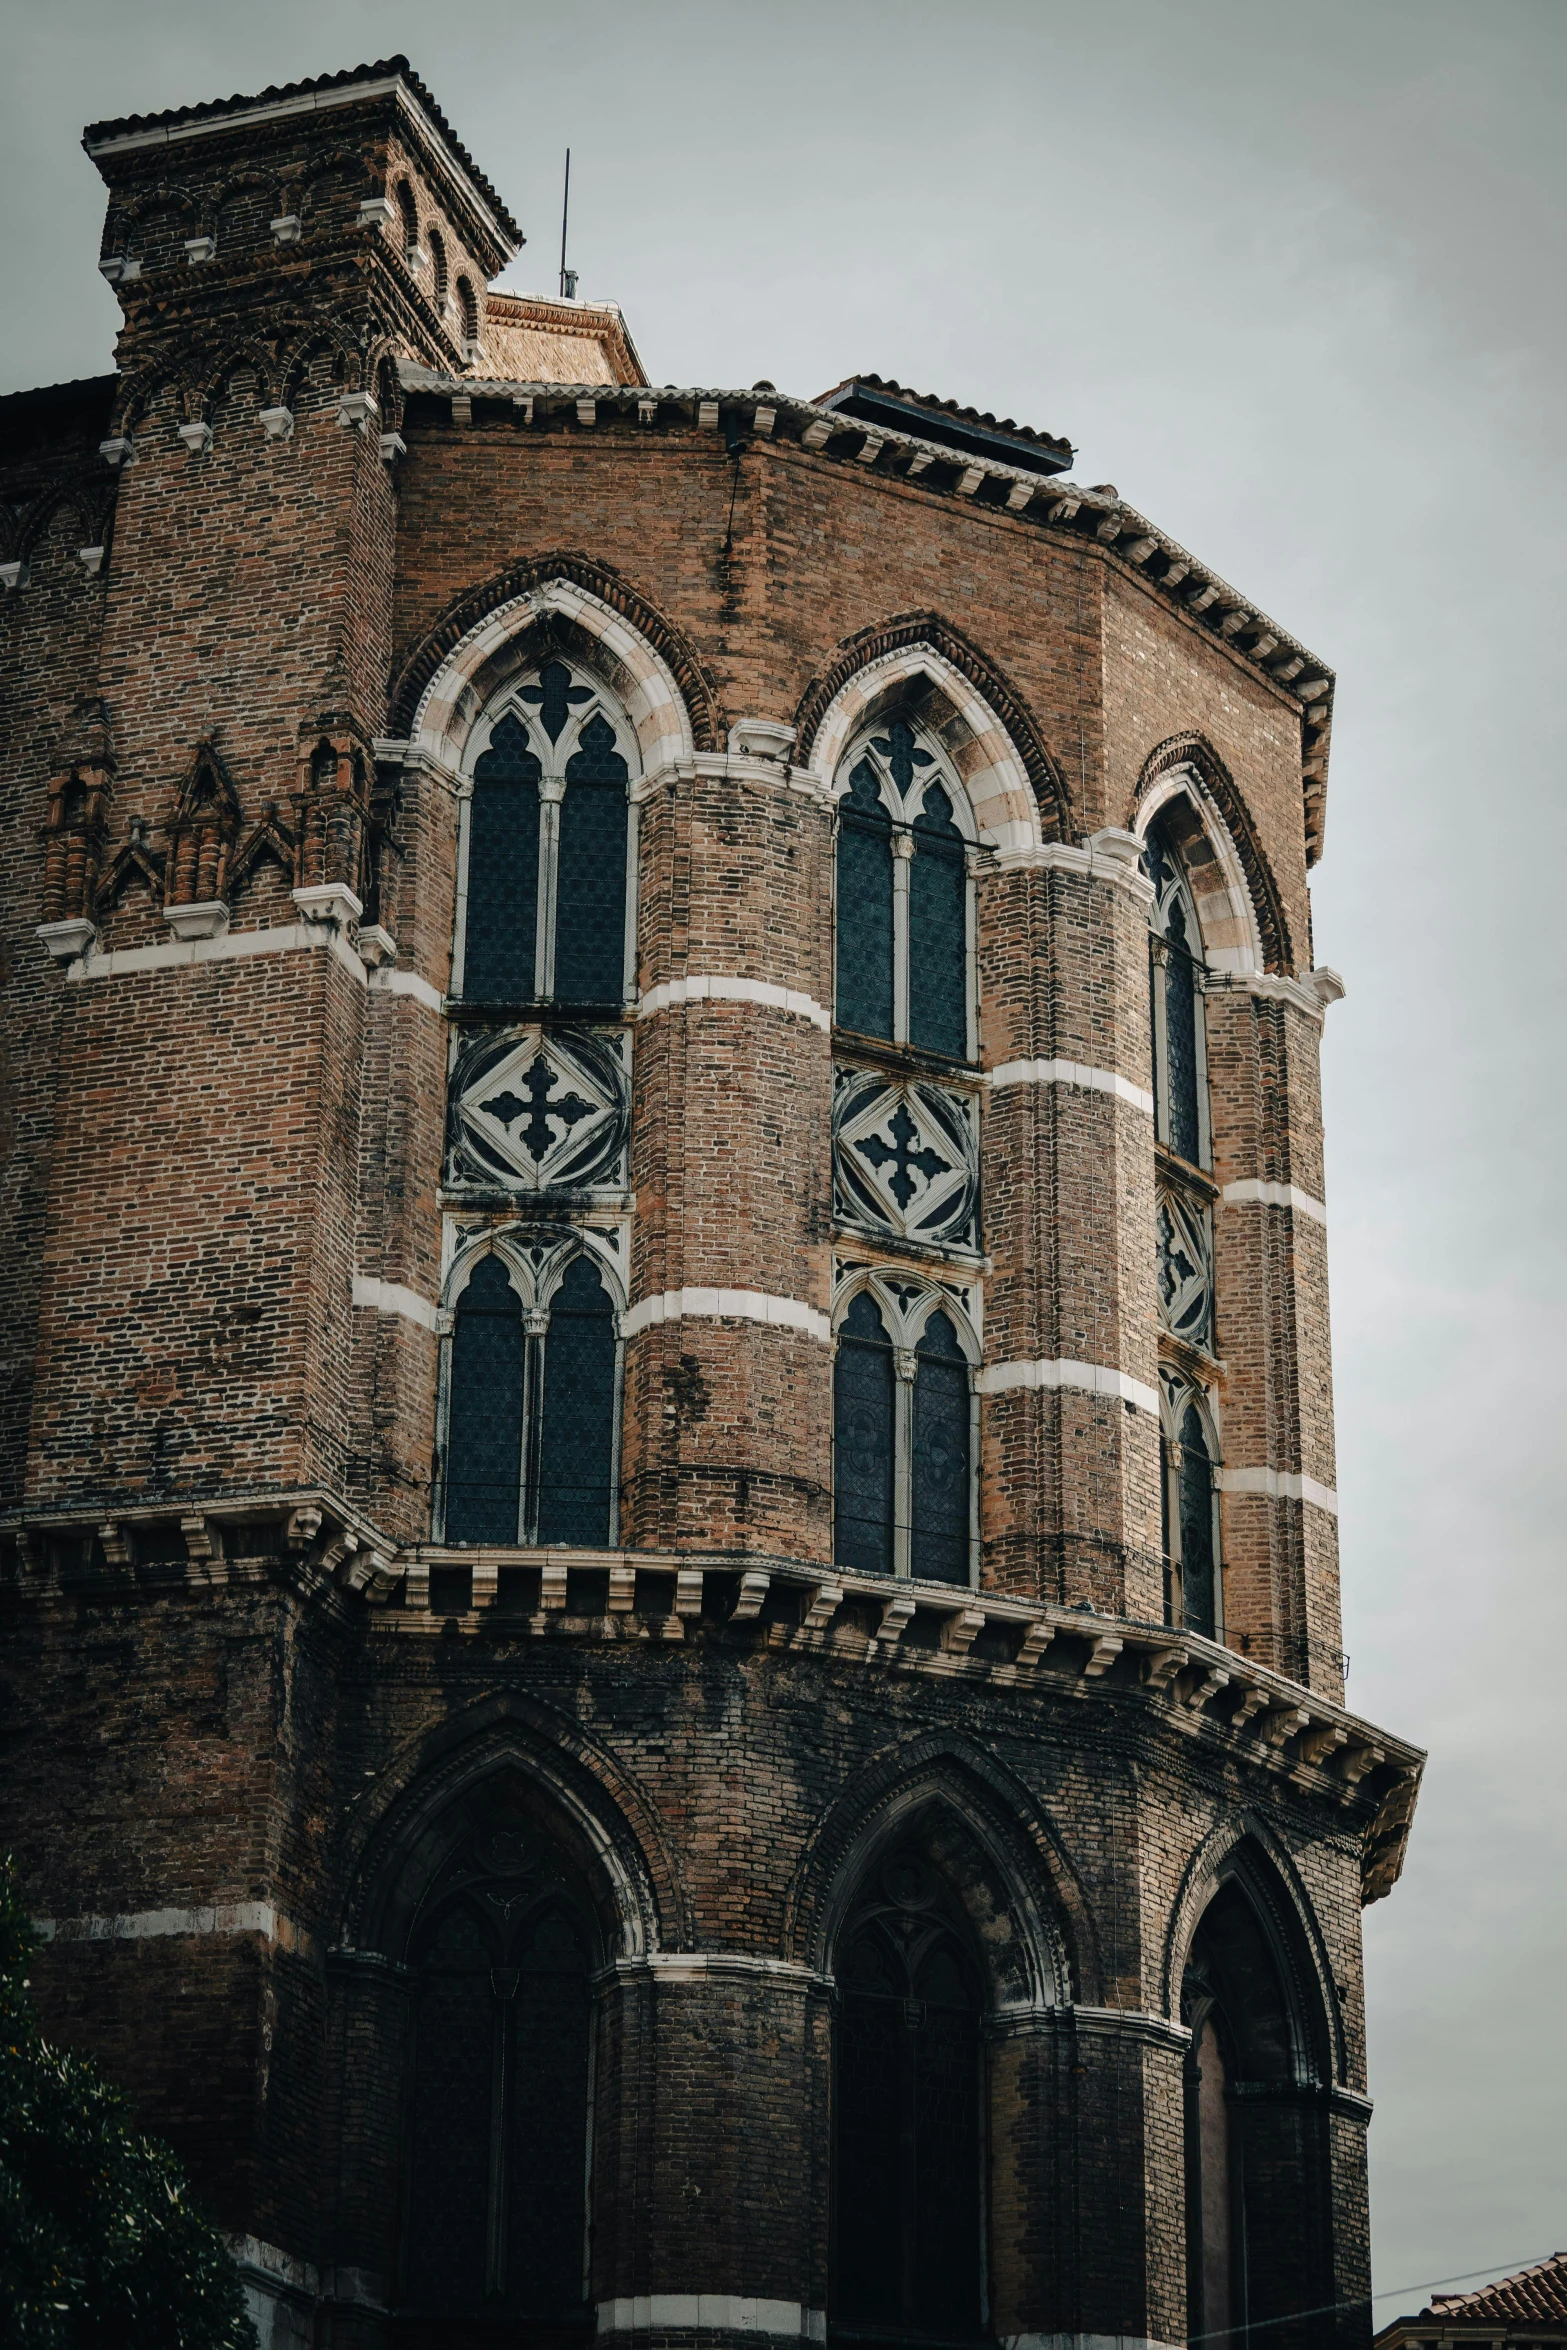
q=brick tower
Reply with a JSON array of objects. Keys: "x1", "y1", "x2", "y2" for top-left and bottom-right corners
[{"x1": 0, "y1": 57, "x2": 1422, "y2": 2350}]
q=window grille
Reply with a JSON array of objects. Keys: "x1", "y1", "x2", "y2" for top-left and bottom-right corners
[
  {"x1": 834, "y1": 716, "x2": 974, "y2": 1061},
  {"x1": 456, "y1": 659, "x2": 635, "y2": 1009},
  {"x1": 832, "y1": 1852, "x2": 985, "y2": 2339},
  {"x1": 441, "y1": 1244, "x2": 620, "y2": 1548},
  {"x1": 832, "y1": 1276, "x2": 978, "y2": 1586}
]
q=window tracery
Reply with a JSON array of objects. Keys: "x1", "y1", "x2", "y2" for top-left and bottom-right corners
[
  {"x1": 455, "y1": 657, "x2": 636, "y2": 1011},
  {"x1": 401, "y1": 1813, "x2": 593, "y2": 2322},
  {"x1": 1160, "y1": 1370, "x2": 1220, "y2": 1639},
  {"x1": 832, "y1": 1847, "x2": 985, "y2": 2339},
  {"x1": 832, "y1": 1271, "x2": 979, "y2": 1586},
  {"x1": 1145, "y1": 819, "x2": 1209, "y2": 1168},
  {"x1": 834, "y1": 714, "x2": 974, "y2": 1062},
  {"x1": 437, "y1": 1231, "x2": 622, "y2": 1549}
]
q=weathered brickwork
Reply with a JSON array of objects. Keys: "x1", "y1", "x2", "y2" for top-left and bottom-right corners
[{"x1": 0, "y1": 57, "x2": 1415, "y2": 2350}]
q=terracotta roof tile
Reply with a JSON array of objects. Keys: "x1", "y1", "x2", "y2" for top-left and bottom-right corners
[
  {"x1": 81, "y1": 57, "x2": 519, "y2": 245},
  {"x1": 1426, "y1": 2253, "x2": 1567, "y2": 2326}
]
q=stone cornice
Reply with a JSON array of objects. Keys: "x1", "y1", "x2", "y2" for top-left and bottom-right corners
[
  {"x1": 398, "y1": 364, "x2": 1335, "y2": 844},
  {"x1": 3, "y1": 1505, "x2": 1421, "y2": 1903}
]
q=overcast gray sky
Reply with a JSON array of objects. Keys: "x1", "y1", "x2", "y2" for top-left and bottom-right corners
[{"x1": 4, "y1": 0, "x2": 1564, "y2": 2307}]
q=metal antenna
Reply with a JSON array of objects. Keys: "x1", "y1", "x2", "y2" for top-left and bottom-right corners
[{"x1": 558, "y1": 150, "x2": 575, "y2": 299}]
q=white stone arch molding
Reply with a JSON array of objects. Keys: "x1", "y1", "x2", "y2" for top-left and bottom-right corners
[
  {"x1": 808, "y1": 642, "x2": 1043, "y2": 860},
  {"x1": 831, "y1": 1262, "x2": 982, "y2": 1587},
  {"x1": 408, "y1": 577, "x2": 697, "y2": 779},
  {"x1": 1135, "y1": 761, "x2": 1264, "y2": 980},
  {"x1": 432, "y1": 1221, "x2": 628, "y2": 1548}
]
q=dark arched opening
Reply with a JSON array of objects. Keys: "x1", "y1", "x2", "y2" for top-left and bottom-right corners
[
  {"x1": 1182, "y1": 1876, "x2": 1329, "y2": 2350},
  {"x1": 395, "y1": 1796, "x2": 599, "y2": 2347},
  {"x1": 832, "y1": 1845, "x2": 988, "y2": 2345}
]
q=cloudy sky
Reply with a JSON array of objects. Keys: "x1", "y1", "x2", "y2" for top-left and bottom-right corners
[{"x1": 4, "y1": 0, "x2": 1563, "y2": 2307}]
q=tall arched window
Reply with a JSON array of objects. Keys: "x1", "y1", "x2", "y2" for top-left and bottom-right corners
[
  {"x1": 835, "y1": 716, "x2": 974, "y2": 1061},
  {"x1": 833, "y1": 1848, "x2": 985, "y2": 2340},
  {"x1": 456, "y1": 659, "x2": 635, "y2": 1009},
  {"x1": 1182, "y1": 1877, "x2": 1326, "y2": 2345},
  {"x1": 832, "y1": 1276, "x2": 978, "y2": 1585},
  {"x1": 394, "y1": 179, "x2": 419, "y2": 263},
  {"x1": 440, "y1": 1241, "x2": 620, "y2": 1548},
  {"x1": 1145, "y1": 819, "x2": 1209, "y2": 1167},
  {"x1": 401, "y1": 1818, "x2": 593, "y2": 2326},
  {"x1": 456, "y1": 273, "x2": 480, "y2": 350},
  {"x1": 1160, "y1": 1374, "x2": 1220, "y2": 1638},
  {"x1": 428, "y1": 225, "x2": 449, "y2": 317}
]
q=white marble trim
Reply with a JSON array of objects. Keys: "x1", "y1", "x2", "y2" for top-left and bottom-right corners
[
  {"x1": 597, "y1": 2297, "x2": 827, "y2": 2341},
  {"x1": 369, "y1": 964, "x2": 444, "y2": 1013},
  {"x1": 66, "y1": 922, "x2": 366, "y2": 988},
  {"x1": 351, "y1": 1276, "x2": 442, "y2": 1333},
  {"x1": 37, "y1": 1901, "x2": 313, "y2": 1953},
  {"x1": 638, "y1": 976, "x2": 830, "y2": 1033},
  {"x1": 622, "y1": 1289, "x2": 831, "y2": 1346},
  {"x1": 1217, "y1": 1465, "x2": 1338, "y2": 1514},
  {"x1": 988, "y1": 1058, "x2": 1154, "y2": 1116},
  {"x1": 1221, "y1": 1177, "x2": 1327, "y2": 1224},
  {"x1": 977, "y1": 1359, "x2": 1159, "y2": 1417}
]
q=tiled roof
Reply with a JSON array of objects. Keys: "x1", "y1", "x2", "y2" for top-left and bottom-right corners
[
  {"x1": 1427, "y1": 2252, "x2": 1567, "y2": 2325},
  {"x1": 82, "y1": 58, "x2": 519, "y2": 244}
]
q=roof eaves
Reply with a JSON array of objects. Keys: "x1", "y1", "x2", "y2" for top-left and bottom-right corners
[
  {"x1": 82, "y1": 57, "x2": 521, "y2": 253},
  {"x1": 396, "y1": 367, "x2": 1336, "y2": 847}
]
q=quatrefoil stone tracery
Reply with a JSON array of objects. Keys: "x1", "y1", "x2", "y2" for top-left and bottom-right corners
[
  {"x1": 833, "y1": 1070, "x2": 980, "y2": 1250},
  {"x1": 445, "y1": 1026, "x2": 628, "y2": 1195}
]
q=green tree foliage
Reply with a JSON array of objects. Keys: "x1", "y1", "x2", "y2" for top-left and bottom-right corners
[{"x1": 0, "y1": 1857, "x2": 257, "y2": 2349}]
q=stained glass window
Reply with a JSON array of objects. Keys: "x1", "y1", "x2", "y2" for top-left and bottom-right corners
[
  {"x1": 464, "y1": 713, "x2": 540, "y2": 1003},
  {"x1": 836, "y1": 760, "x2": 895, "y2": 1041},
  {"x1": 458, "y1": 666, "x2": 631, "y2": 1007},
  {"x1": 1145, "y1": 818, "x2": 1208, "y2": 1167},
  {"x1": 833, "y1": 1855, "x2": 983, "y2": 2337},
  {"x1": 834, "y1": 723, "x2": 971, "y2": 1059},
  {"x1": 555, "y1": 712, "x2": 629, "y2": 1005},
  {"x1": 911, "y1": 1309, "x2": 970, "y2": 1584},
  {"x1": 1178, "y1": 1402, "x2": 1216, "y2": 1638},
  {"x1": 909, "y1": 785, "x2": 968, "y2": 1057},
  {"x1": 443, "y1": 1248, "x2": 619, "y2": 1548},
  {"x1": 834, "y1": 1290, "x2": 896, "y2": 1575},
  {"x1": 536, "y1": 1254, "x2": 617, "y2": 1547},
  {"x1": 444, "y1": 1254, "x2": 524, "y2": 1543}
]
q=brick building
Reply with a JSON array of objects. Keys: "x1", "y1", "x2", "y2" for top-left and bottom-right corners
[{"x1": 0, "y1": 55, "x2": 1423, "y2": 2350}]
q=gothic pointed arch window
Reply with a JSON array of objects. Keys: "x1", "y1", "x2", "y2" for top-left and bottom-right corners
[
  {"x1": 832, "y1": 1275, "x2": 979, "y2": 1586},
  {"x1": 439, "y1": 1238, "x2": 621, "y2": 1548},
  {"x1": 400, "y1": 1811, "x2": 595, "y2": 2328},
  {"x1": 1160, "y1": 1372, "x2": 1221, "y2": 1638},
  {"x1": 455, "y1": 658, "x2": 637, "y2": 1010},
  {"x1": 1144, "y1": 817, "x2": 1210, "y2": 1169},
  {"x1": 1181, "y1": 1876, "x2": 1327, "y2": 2345},
  {"x1": 834, "y1": 715, "x2": 975, "y2": 1062},
  {"x1": 832, "y1": 1847, "x2": 987, "y2": 2341}
]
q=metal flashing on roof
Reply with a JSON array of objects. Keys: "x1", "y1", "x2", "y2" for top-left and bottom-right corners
[{"x1": 816, "y1": 377, "x2": 1074, "y2": 477}]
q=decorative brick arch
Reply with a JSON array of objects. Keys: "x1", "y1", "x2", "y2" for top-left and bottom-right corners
[
  {"x1": 1162, "y1": 1813, "x2": 1343, "y2": 2084},
  {"x1": 782, "y1": 1732, "x2": 1097, "y2": 2007},
  {"x1": 344, "y1": 1691, "x2": 689, "y2": 1960},
  {"x1": 1135, "y1": 733, "x2": 1293, "y2": 976},
  {"x1": 792, "y1": 613, "x2": 1069, "y2": 849},
  {"x1": 390, "y1": 553, "x2": 723, "y2": 767}
]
